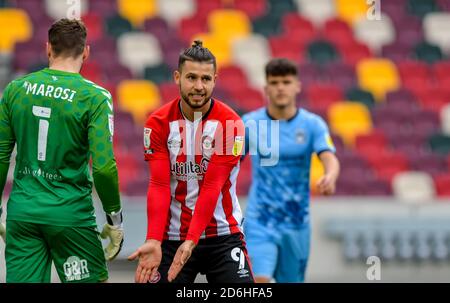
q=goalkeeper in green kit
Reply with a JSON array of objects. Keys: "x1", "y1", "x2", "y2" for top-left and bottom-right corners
[{"x1": 0, "y1": 19, "x2": 123, "y2": 282}]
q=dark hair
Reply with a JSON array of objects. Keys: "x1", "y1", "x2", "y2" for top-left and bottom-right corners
[
  {"x1": 48, "y1": 18, "x2": 87, "y2": 58},
  {"x1": 178, "y1": 40, "x2": 216, "y2": 71},
  {"x1": 265, "y1": 58, "x2": 298, "y2": 78}
]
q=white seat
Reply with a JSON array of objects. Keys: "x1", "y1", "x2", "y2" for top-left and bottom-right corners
[
  {"x1": 117, "y1": 32, "x2": 163, "y2": 77},
  {"x1": 440, "y1": 103, "x2": 450, "y2": 135},
  {"x1": 231, "y1": 34, "x2": 270, "y2": 88},
  {"x1": 424, "y1": 13, "x2": 450, "y2": 55},
  {"x1": 295, "y1": 0, "x2": 336, "y2": 26},
  {"x1": 354, "y1": 13, "x2": 395, "y2": 54},
  {"x1": 45, "y1": 0, "x2": 89, "y2": 20},
  {"x1": 157, "y1": 0, "x2": 195, "y2": 27},
  {"x1": 392, "y1": 171, "x2": 436, "y2": 203}
]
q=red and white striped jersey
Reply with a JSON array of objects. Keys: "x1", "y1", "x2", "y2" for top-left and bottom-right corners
[{"x1": 143, "y1": 98, "x2": 245, "y2": 242}]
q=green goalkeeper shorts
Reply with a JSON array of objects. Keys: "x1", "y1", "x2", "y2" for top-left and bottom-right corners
[{"x1": 5, "y1": 220, "x2": 108, "y2": 283}]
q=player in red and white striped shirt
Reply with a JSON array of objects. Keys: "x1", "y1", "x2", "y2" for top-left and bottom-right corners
[{"x1": 129, "y1": 41, "x2": 254, "y2": 283}]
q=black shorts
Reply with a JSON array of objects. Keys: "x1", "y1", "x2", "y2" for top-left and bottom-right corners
[{"x1": 155, "y1": 233, "x2": 255, "y2": 283}]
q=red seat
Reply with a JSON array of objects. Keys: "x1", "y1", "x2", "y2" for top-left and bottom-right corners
[
  {"x1": 281, "y1": 13, "x2": 317, "y2": 45},
  {"x1": 338, "y1": 41, "x2": 372, "y2": 66},
  {"x1": 433, "y1": 174, "x2": 450, "y2": 197},
  {"x1": 306, "y1": 83, "x2": 343, "y2": 111},
  {"x1": 80, "y1": 60, "x2": 103, "y2": 83},
  {"x1": 397, "y1": 60, "x2": 430, "y2": 83},
  {"x1": 268, "y1": 35, "x2": 305, "y2": 64},
  {"x1": 415, "y1": 88, "x2": 450, "y2": 114},
  {"x1": 230, "y1": 86, "x2": 265, "y2": 112},
  {"x1": 355, "y1": 130, "x2": 388, "y2": 156},
  {"x1": 322, "y1": 18, "x2": 354, "y2": 49},
  {"x1": 195, "y1": 0, "x2": 223, "y2": 19},
  {"x1": 217, "y1": 65, "x2": 249, "y2": 94},
  {"x1": 234, "y1": 0, "x2": 267, "y2": 19},
  {"x1": 366, "y1": 150, "x2": 409, "y2": 183},
  {"x1": 158, "y1": 83, "x2": 179, "y2": 103},
  {"x1": 81, "y1": 12, "x2": 103, "y2": 43},
  {"x1": 177, "y1": 15, "x2": 208, "y2": 43}
]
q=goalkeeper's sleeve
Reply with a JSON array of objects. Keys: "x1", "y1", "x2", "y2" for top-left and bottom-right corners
[{"x1": 88, "y1": 96, "x2": 121, "y2": 214}]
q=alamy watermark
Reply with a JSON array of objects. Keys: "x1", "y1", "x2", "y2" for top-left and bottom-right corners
[
  {"x1": 66, "y1": 0, "x2": 81, "y2": 19},
  {"x1": 367, "y1": 0, "x2": 382, "y2": 21},
  {"x1": 366, "y1": 256, "x2": 381, "y2": 281}
]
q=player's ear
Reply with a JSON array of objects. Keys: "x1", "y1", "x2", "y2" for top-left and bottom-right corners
[
  {"x1": 174, "y1": 70, "x2": 181, "y2": 85},
  {"x1": 46, "y1": 42, "x2": 52, "y2": 59},
  {"x1": 82, "y1": 45, "x2": 90, "y2": 62}
]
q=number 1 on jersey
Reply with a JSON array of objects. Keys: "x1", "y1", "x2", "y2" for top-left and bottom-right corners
[{"x1": 32, "y1": 106, "x2": 51, "y2": 161}]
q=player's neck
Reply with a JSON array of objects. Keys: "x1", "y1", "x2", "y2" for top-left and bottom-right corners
[
  {"x1": 180, "y1": 99, "x2": 211, "y2": 122},
  {"x1": 267, "y1": 104, "x2": 297, "y2": 120},
  {"x1": 48, "y1": 58, "x2": 82, "y2": 74}
]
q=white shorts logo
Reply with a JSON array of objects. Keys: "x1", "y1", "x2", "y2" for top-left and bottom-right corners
[
  {"x1": 231, "y1": 247, "x2": 249, "y2": 277},
  {"x1": 63, "y1": 256, "x2": 90, "y2": 281}
]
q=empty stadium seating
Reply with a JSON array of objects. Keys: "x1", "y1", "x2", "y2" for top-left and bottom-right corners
[{"x1": 1, "y1": 0, "x2": 449, "y2": 198}]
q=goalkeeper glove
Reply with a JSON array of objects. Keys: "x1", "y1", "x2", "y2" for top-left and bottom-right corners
[
  {"x1": 0, "y1": 222, "x2": 5, "y2": 242},
  {"x1": 100, "y1": 209, "x2": 124, "y2": 261}
]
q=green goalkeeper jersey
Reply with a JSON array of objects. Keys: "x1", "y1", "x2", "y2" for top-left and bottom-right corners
[{"x1": 0, "y1": 68, "x2": 121, "y2": 227}]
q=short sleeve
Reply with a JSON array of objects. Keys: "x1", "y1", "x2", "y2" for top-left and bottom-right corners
[{"x1": 312, "y1": 116, "x2": 336, "y2": 155}]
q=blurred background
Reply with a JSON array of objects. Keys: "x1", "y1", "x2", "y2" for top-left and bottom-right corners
[{"x1": 1, "y1": 0, "x2": 450, "y2": 282}]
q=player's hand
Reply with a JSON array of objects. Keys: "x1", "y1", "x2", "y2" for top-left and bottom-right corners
[
  {"x1": 128, "y1": 239, "x2": 162, "y2": 283},
  {"x1": 100, "y1": 210, "x2": 124, "y2": 261},
  {"x1": 0, "y1": 222, "x2": 5, "y2": 242},
  {"x1": 316, "y1": 174, "x2": 336, "y2": 196},
  {"x1": 167, "y1": 240, "x2": 196, "y2": 282}
]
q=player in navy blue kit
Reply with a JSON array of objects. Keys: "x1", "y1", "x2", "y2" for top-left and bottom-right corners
[{"x1": 242, "y1": 58, "x2": 340, "y2": 283}]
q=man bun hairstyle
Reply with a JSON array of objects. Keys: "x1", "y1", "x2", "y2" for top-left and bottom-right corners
[
  {"x1": 178, "y1": 40, "x2": 217, "y2": 71},
  {"x1": 48, "y1": 18, "x2": 87, "y2": 58},
  {"x1": 265, "y1": 58, "x2": 298, "y2": 78}
]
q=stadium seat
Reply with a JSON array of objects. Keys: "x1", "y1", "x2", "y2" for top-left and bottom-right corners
[
  {"x1": 195, "y1": 0, "x2": 223, "y2": 19},
  {"x1": 397, "y1": 60, "x2": 430, "y2": 84},
  {"x1": 117, "y1": 0, "x2": 158, "y2": 27},
  {"x1": 408, "y1": 152, "x2": 447, "y2": 176},
  {"x1": 392, "y1": 171, "x2": 436, "y2": 202},
  {"x1": 428, "y1": 133, "x2": 450, "y2": 155},
  {"x1": 229, "y1": 86, "x2": 265, "y2": 112},
  {"x1": 382, "y1": 43, "x2": 412, "y2": 63},
  {"x1": 295, "y1": 0, "x2": 336, "y2": 26},
  {"x1": 81, "y1": 12, "x2": 103, "y2": 43},
  {"x1": 217, "y1": 64, "x2": 249, "y2": 95},
  {"x1": 433, "y1": 60, "x2": 450, "y2": 88},
  {"x1": 104, "y1": 14, "x2": 133, "y2": 38},
  {"x1": 366, "y1": 150, "x2": 409, "y2": 183},
  {"x1": 322, "y1": 18, "x2": 354, "y2": 50},
  {"x1": 0, "y1": 8, "x2": 32, "y2": 53},
  {"x1": 328, "y1": 102, "x2": 373, "y2": 146},
  {"x1": 424, "y1": 13, "x2": 450, "y2": 55},
  {"x1": 414, "y1": 41, "x2": 444, "y2": 64},
  {"x1": 144, "y1": 63, "x2": 173, "y2": 84},
  {"x1": 356, "y1": 58, "x2": 400, "y2": 101},
  {"x1": 157, "y1": 0, "x2": 194, "y2": 26},
  {"x1": 323, "y1": 62, "x2": 356, "y2": 89},
  {"x1": 336, "y1": 0, "x2": 369, "y2": 24},
  {"x1": 407, "y1": 0, "x2": 439, "y2": 17},
  {"x1": 355, "y1": 130, "x2": 387, "y2": 156},
  {"x1": 354, "y1": 13, "x2": 395, "y2": 54},
  {"x1": 208, "y1": 9, "x2": 252, "y2": 42},
  {"x1": 117, "y1": 80, "x2": 161, "y2": 124},
  {"x1": 143, "y1": 17, "x2": 170, "y2": 41},
  {"x1": 281, "y1": 13, "x2": 317, "y2": 45},
  {"x1": 440, "y1": 103, "x2": 450, "y2": 135},
  {"x1": 192, "y1": 32, "x2": 231, "y2": 68},
  {"x1": 177, "y1": 14, "x2": 208, "y2": 44},
  {"x1": 394, "y1": 15, "x2": 424, "y2": 48},
  {"x1": 345, "y1": 87, "x2": 375, "y2": 109},
  {"x1": 307, "y1": 40, "x2": 339, "y2": 65},
  {"x1": 88, "y1": 0, "x2": 117, "y2": 18},
  {"x1": 266, "y1": 0, "x2": 297, "y2": 19},
  {"x1": 306, "y1": 83, "x2": 343, "y2": 112},
  {"x1": 339, "y1": 41, "x2": 372, "y2": 67},
  {"x1": 231, "y1": 34, "x2": 270, "y2": 88},
  {"x1": 268, "y1": 35, "x2": 305, "y2": 64},
  {"x1": 433, "y1": 174, "x2": 450, "y2": 196},
  {"x1": 44, "y1": 0, "x2": 88, "y2": 20},
  {"x1": 158, "y1": 82, "x2": 179, "y2": 103},
  {"x1": 117, "y1": 32, "x2": 163, "y2": 76},
  {"x1": 233, "y1": 0, "x2": 267, "y2": 20}
]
